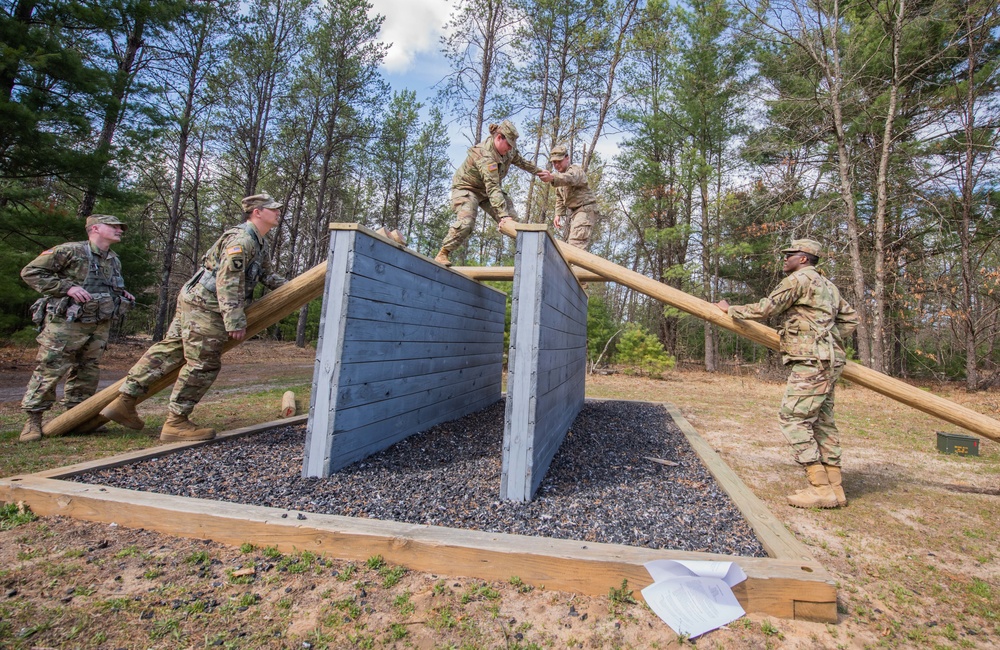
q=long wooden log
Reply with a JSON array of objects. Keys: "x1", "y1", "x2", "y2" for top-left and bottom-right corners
[
  {"x1": 43, "y1": 263, "x2": 329, "y2": 438},
  {"x1": 502, "y1": 222, "x2": 1000, "y2": 442},
  {"x1": 452, "y1": 267, "x2": 604, "y2": 282}
]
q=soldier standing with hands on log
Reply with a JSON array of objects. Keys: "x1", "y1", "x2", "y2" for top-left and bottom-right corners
[
  {"x1": 715, "y1": 239, "x2": 859, "y2": 509},
  {"x1": 435, "y1": 120, "x2": 548, "y2": 266},
  {"x1": 18, "y1": 215, "x2": 136, "y2": 442},
  {"x1": 102, "y1": 194, "x2": 287, "y2": 442}
]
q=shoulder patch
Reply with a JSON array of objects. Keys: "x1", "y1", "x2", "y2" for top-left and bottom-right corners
[
  {"x1": 226, "y1": 245, "x2": 243, "y2": 256},
  {"x1": 487, "y1": 162, "x2": 498, "y2": 172},
  {"x1": 40, "y1": 249, "x2": 54, "y2": 256}
]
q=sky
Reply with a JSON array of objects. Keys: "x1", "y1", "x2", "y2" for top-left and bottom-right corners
[{"x1": 365, "y1": 0, "x2": 623, "y2": 168}]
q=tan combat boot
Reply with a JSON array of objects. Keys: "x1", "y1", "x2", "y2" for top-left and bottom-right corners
[
  {"x1": 160, "y1": 413, "x2": 216, "y2": 443},
  {"x1": 824, "y1": 464, "x2": 847, "y2": 507},
  {"x1": 786, "y1": 464, "x2": 839, "y2": 509},
  {"x1": 101, "y1": 394, "x2": 145, "y2": 430},
  {"x1": 434, "y1": 247, "x2": 452, "y2": 266},
  {"x1": 19, "y1": 411, "x2": 43, "y2": 442}
]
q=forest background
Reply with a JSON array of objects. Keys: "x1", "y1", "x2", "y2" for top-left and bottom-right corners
[{"x1": 1, "y1": 0, "x2": 998, "y2": 388}]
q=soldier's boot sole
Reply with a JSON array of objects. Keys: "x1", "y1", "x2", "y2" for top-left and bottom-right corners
[
  {"x1": 101, "y1": 396, "x2": 145, "y2": 430},
  {"x1": 786, "y1": 485, "x2": 839, "y2": 509},
  {"x1": 160, "y1": 414, "x2": 216, "y2": 443},
  {"x1": 160, "y1": 428, "x2": 216, "y2": 443}
]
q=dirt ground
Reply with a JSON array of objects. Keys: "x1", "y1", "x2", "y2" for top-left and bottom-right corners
[{"x1": 1, "y1": 342, "x2": 998, "y2": 648}]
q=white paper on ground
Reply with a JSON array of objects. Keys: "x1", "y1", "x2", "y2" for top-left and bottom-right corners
[
  {"x1": 641, "y1": 575, "x2": 746, "y2": 639},
  {"x1": 644, "y1": 559, "x2": 747, "y2": 587}
]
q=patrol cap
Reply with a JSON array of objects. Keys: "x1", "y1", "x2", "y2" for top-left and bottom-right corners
[
  {"x1": 781, "y1": 238, "x2": 823, "y2": 257},
  {"x1": 498, "y1": 120, "x2": 519, "y2": 144},
  {"x1": 241, "y1": 193, "x2": 284, "y2": 213},
  {"x1": 85, "y1": 214, "x2": 128, "y2": 231},
  {"x1": 549, "y1": 145, "x2": 568, "y2": 162}
]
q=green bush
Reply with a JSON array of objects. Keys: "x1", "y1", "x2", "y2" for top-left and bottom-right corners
[{"x1": 614, "y1": 324, "x2": 676, "y2": 377}]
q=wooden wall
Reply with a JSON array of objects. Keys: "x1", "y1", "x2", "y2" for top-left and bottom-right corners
[
  {"x1": 502, "y1": 226, "x2": 588, "y2": 501},
  {"x1": 303, "y1": 225, "x2": 507, "y2": 478}
]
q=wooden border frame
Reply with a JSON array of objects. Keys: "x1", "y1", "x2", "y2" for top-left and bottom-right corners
[{"x1": 0, "y1": 406, "x2": 836, "y2": 623}]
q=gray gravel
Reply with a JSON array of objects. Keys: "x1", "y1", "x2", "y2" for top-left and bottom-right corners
[{"x1": 73, "y1": 400, "x2": 767, "y2": 557}]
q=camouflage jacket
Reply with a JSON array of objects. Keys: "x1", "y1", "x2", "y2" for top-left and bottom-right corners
[
  {"x1": 550, "y1": 163, "x2": 598, "y2": 215},
  {"x1": 727, "y1": 266, "x2": 859, "y2": 364},
  {"x1": 451, "y1": 135, "x2": 542, "y2": 220},
  {"x1": 183, "y1": 222, "x2": 286, "y2": 331},
  {"x1": 21, "y1": 241, "x2": 125, "y2": 299}
]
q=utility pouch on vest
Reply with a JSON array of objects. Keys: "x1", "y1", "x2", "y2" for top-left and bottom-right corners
[
  {"x1": 114, "y1": 295, "x2": 134, "y2": 318},
  {"x1": 46, "y1": 296, "x2": 71, "y2": 319},
  {"x1": 29, "y1": 298, "x2": 48, "y2": 326}
]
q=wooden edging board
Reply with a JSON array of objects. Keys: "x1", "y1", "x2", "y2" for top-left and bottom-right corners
[{"x1": 0, "y1": 404, "x2": 837, "y2": 623}]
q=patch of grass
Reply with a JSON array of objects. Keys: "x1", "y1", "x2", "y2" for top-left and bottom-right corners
[
  {"x1": 393, "y1": 591, "x2": 415, "y2": 616},
  {"x1": 0, "y1": 503, "x2": 38, "y2": 530},
  {"x1": 148, "y1": 617, "x2": 182, "y2": 641},
  {"x1": 379, "y1": 564, "x2": 407, "y2": 588},
  {"x1": 429, "y1": 605, "x2": 459, "y2": 630},
  {"x1": 143, "y1": 568, "x2": 163, "y2": 579},
  {"x1": 461, "y1": 581, "x2": 501, "y2": 604},
  {"x1": 262, "y1": 545, "x2": 281, "y2": 559},
  {"x1": 114, "y1": 545, "x2": 141, "y2": 558},
  {"x1": 337, "y1": 562, "x2": 358, "y2": 581},
  {"x1": 333, "y1": 596, "x2": 362, "y2": 620},
  {"x1": 387, "y1": 622, "x2": 408, "y2": 641},
  {"x1": 608, "y1": 579, "x2": 637, "y2": 609},
  {"x1": 510, "y1": 576, "x2": 534, "y2": 593},
  {"x1": 185, "y1": 550, "x2": 211, "y2": 565},
  {"x1": 16, "y1": 547, "x2": 45, "y2": 561},
  {"x1": 240, "y1": 542, "x2": 255, "y2": 553},
  {"x1": 365, "y1": 554, "x2": 385, "y2": 571}
]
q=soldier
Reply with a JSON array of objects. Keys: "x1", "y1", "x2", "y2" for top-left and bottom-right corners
[
  {"x1": 19, "y1": 215, "x2": 136, "y2": 442},
  {"x1": 536, "y1": 144, "x2": 601, "y2": 251},
  {"x1": 101, "y1": 194, "x2": 287, "y2": 442},
  {"x1": 434, "y1": 120, "x2": 547, "y2": 266},
  {"x1": 715, "y1": 239, "x2": 859, "y2": 509}
]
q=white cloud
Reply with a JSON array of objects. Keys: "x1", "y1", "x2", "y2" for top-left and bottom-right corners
[{"x1": 369, "y1": 0, "x2": 453, "y2": 73}]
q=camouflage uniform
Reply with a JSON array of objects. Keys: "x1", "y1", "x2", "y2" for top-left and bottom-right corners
[
  {"x1": 21, "y1": 238, "x2": 129, "y2": 412},
  {"x1": 441, "y1": 120, "x2": 543, "y2": 253},
  {"x1": 120, "y1": 220, "x2": 285, "y2": 416},
  {"x1": 548, "y1": 145, "x2": 600, "y2": 251},
  {"x1": 727, "y1": 249, "x2": 858, "y2": 467}
]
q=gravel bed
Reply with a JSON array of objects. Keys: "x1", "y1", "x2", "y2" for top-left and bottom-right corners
[{"x1": 74, "y1": 400, "x2": 767, "y2": 557}]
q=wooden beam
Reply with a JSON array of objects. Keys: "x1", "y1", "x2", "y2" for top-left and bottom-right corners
[
  {"x1": 0, "y1": 406, "x2": 835, "y2": 622},
  {"x1": 502, "y1": 223, "x2": 1000, "y2": 442},
  {"x1": 452, "y1": 267, "x2": 604, "y2": 282}
]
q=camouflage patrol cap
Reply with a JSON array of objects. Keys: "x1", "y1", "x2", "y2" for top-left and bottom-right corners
[
  {"x1": 85, "y1": 214, "x2": 128, "y2": 231},
  {"x1": 498, "y1": 120, "x2": 519, "y2": 144},
  {"x1": 781, "y1": 238, "x2": 823, "y2": 257},
  {"x1": 241, "y1": 193, "x2": 283, "y2": 213},
  {"x1": 549, "y1": 145, "x2": 568, "y2": 161}
]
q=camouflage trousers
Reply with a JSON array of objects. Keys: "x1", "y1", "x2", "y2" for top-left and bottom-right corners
[
  {"x1": 21, "y1": 317, "x2": 111, "y2": 412},
  {"x1": 563, "y1": 204, "x2": 599, "y2": 251},
  {"x1": 121, "y1": 294, "x2": 227, "y2": 416},
  {"x1": 778, "y1": 360, "x2": 845, "y2": 467},
  {"x1": 441, "y1": 188, "x2": 517, "y2": 252}
]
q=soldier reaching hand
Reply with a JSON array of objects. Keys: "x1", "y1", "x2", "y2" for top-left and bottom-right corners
[
  {"x1": 435, "y1": 120, "x2": 548, "y2": 266},
  {"x1": 102, "y1": 194, "x2": 287, "y2": 442},
  {"x1": 715, "y1": 239, "x2": 858, "y2": 509}
]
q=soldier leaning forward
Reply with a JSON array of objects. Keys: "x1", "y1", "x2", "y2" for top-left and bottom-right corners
[
  {"x1": 19, "y1": 214, "x2": 136, "y2": 442},
  {"x1": 434, "y1": 120, "x2": 546, "y2": 266},
  {"x1": 102, "y1": 193, "x2": 287, "y2": 443},
  {"x1": 715, "y1": 239, "x2": 859, "y2": 509}
]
